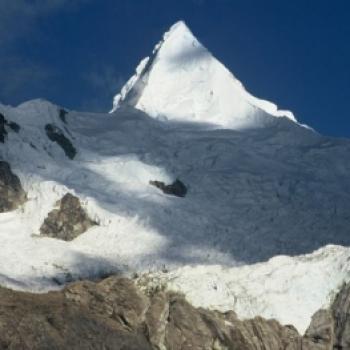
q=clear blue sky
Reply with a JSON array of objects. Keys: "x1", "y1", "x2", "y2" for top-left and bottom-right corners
[{"x1": 1, "y1": 0, "x2": 349, "y2": 137}]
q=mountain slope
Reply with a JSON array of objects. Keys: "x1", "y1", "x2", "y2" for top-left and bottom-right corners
[
  {"x1": 0, "y1": 99, "x2": 350, "y2": 333},
  {"x1": 0, "y1": 22, "x2": 349, "y2": 334}
]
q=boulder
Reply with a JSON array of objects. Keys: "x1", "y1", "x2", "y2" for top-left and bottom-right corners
[
  {"x1": 149, "y1": 179, "x2": 187, "y2": 197},
  {"x1": 40, "y1": 193, "x2": 97, "y2": 241}
]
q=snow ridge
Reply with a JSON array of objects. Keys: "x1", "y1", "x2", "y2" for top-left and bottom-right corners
[{"x1": 112, "y1": 21, "x2": 297, "y2": 129}]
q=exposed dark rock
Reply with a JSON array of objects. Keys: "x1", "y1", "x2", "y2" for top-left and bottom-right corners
[
  {"x1": 0, "y1": 113, "x2": 20, "y2": 143},
  {"x1": 8, "y1": 121, "x2": 20, "y2": 133},
  {"x1": 150, "y1": 179, "x2": 187, "y2": 197},
  {"x1": 59, "y1": 108, "x2": 68, "y2": 124},
  {"x1": 331, "y1": 283, "x2": 350, "y2": 348},
  {"x1": 0, "y1": 161, "x2": 26, "y2": 212},
  {"x1": 45, "y1": 124, "x2": 76, "y2": 159},
  {"x1": 0, "y1": 113, "x2": 8, "y2": 143},
  {"x1": 0, "y1": 275, "x2": 349, "y2": 349},
  {"x1": 40, "y1": 193, "x2": 97, "y2": 241}
]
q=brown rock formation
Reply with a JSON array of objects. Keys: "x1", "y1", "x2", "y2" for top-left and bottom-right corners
[
  {"x1": 0, "y1": 161, "x2": 26, "y2": 212},
  {"x1": 331, "y1": 283, "x2": 350, "y2": 348},
  {"x1": 40, "y1": 193, "x2": 97, "y2": 241},
  {"x1": 0, "y1": 275, "x2": 349, "y2": 349}
]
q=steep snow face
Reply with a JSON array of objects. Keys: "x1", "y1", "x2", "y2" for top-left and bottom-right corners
[{"x1": 112, "y1": 21, "x2": 296, "y2": 129}]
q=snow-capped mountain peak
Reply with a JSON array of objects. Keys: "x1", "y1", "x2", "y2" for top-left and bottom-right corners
[
  {"x1": 2, "y1": 20, "x2": 350, "y2": 337},
  {"x1": 112, "y1": 20, "x2": 296, "y2": 129}
]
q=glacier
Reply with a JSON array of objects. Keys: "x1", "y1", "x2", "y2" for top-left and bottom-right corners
[{"x1": 0, "y1": 21, "x2": 349, "y2": 334}]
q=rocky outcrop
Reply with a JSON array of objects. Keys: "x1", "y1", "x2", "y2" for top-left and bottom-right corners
[
  {"x1": 0, "y1": 275, "x2": 349, "y2": 349},
  {"x1": 159, "y1": 294, "x2": 301, "y2": 350},
  {"x1": 58, "y1": 108, "x2": 68, "y2": 124},
  {"x1": 40, "y1": 193, "x2": 97, "y2": 241},
  {"x1": 0, "y1": 161, "x2": 26, "y2": 212},
  {"x1": 331, "y1": 283, "x2": 350, "y2": 348},
  {"x1": 0, "y1": 112, "x2": 20, "y2": 143},
  {"x1": 150, "y1": 179, "x2": 187, "y2": 197},
  {"x1": 0, "y1": 278, "x2": 151, "y2": 350},
  {"x1": 45, "y1": 124, "x2": 76, "y2": 159}
]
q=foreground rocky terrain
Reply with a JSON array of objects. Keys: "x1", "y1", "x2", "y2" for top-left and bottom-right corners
[{"x1": 0, "y1": 275, "x2": 348, "y2": 349}]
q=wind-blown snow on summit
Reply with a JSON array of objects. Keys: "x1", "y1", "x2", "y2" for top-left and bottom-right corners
[{"x1": 112, "y1": 21, "x2": 296, "y2": 129}]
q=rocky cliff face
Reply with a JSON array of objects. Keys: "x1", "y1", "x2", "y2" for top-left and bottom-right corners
[
  {"x1": 331, "y1": 283, "x2": 350, "y2": 348},
  {"x1": 0, "y1": 275, "x2": 349, "y2": 349},
  {"x1": 0, "y1": 161, "x2": 26, "y2": 212}
]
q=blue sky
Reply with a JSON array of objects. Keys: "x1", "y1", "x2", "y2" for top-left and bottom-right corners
[{"x1": 1, "y1": 0, "x2": 349, "y2": 137}]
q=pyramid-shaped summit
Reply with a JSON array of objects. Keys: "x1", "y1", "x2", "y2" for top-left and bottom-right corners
[{"x1": 112, "y1": 21, "x2": 296, "y2": 129}]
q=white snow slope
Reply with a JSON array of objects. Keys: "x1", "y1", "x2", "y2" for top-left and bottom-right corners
[
  {"x1": 112, "y1": 21, "x2": 296, "y2": 128},
  {"x1": 0, "y1": 21, "x2": 350, "y2": 334}
]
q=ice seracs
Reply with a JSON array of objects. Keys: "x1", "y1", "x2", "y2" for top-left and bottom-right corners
[{"x1": 112, "y1": 20, "x2": 296, "y2": 129}]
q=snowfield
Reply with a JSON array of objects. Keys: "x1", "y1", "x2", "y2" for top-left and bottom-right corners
[{"x1": 0, "y1": 21, "x2": 349, "y2": 334}]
